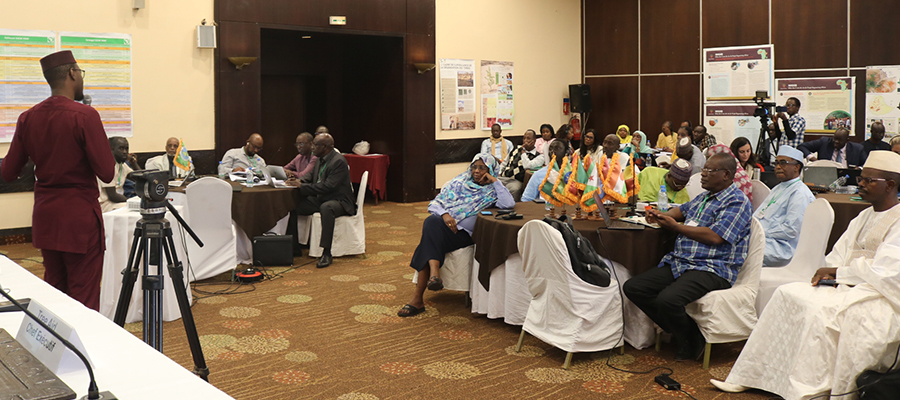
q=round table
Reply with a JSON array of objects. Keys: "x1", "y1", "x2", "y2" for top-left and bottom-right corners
[
  {"x1": 815, "y1": 193, "x2": 870, "y2": 253},
  {"x1": 472, "y1": 201, "x2": 676, "y2": 290}
]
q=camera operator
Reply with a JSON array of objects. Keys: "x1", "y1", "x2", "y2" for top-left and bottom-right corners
[
  {"x1": 1, "y1": 51, "x2": 115, "y2": 311},
  {"x1": 769, "y1": 97, "x2": 805, "y2": 149}
]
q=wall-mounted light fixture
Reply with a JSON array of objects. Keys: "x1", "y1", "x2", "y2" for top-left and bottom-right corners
[
  {"x1": 228, "y1": 57, "x2": 257, "y2": 70},
  {"x1": 413, "y1": 63, "x2": 436, "y2": 74}
]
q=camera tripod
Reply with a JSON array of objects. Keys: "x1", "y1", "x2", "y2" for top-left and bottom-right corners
[{"x1": 112, "y1": 199, "x2": 209, "y2": 382}]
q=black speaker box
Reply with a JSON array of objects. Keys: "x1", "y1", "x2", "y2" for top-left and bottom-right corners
[
  {"x1": 569, "y1": 83, "x2": 592, "y2": 113},
  {"x1": 252, "y1": 234, "x2": 293, "y2": 267}
]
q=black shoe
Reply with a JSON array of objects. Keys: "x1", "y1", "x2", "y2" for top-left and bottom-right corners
[
  {"x1": 674, "y1": 332, "x2": 705, "y2": 361},
  {"x1": 316, "y1": 252, "x2": 333, "y2": 268}
]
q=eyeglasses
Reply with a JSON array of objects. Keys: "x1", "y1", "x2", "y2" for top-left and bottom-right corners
[
  {"x1": 774, "y1": 159, "x2": 801, "y2": 166},
  {"x1": 471, "y1": 165, "x2": 489, "y2": 171},
  {"x1": 856, "y1": 176, "x2": 888, "y2": 185},
  {"x1": 71, "y1": 68, "x2": 86, "y2": 78},
  {"x1": 701, "y1": 167, "x2": 725, "y2": 174}
]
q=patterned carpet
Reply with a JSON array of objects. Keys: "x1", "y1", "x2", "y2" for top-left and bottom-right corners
[{"x1": 1, "y1": 201, "x2": 774, "y2": 399}]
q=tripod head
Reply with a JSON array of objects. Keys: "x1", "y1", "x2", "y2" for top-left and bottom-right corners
[{"x1": 131, "y1": 169, "x2": 203, "y2": 247}]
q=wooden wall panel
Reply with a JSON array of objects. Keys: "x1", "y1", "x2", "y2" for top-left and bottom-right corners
[
  {"x1": 403, "y1": 32, "x2": 436, "y2": 201},
  {"x1": 702, "y1": 0, "x2": 769, "y2": 49},
  {"x1": 583, "y1": 77, "x2": 638, "y2": 138},
  {"x1": 584, "y1": 1, "x2": 638, "y2": 75},
  {"x1": 850, "y1": 0, "x2": 900, "y2": 67},
  {"x1": 216, "y1": 0, "x2": 408, "y2": 33},
  {"x1": 771, "y1": 0, "x2": 847, "y2": 69},
  {"x1": 640, "y1": 0, "x2": 700, "y2": 74},
  {"x1": 640, "y1": 74, "x2": 701, "y2": 145},
  {"x1": 215, "y1": 21, "x2": 261, "y2": 161}
]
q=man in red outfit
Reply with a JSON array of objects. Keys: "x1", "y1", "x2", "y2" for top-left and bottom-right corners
[{"x1": 1, "y1": 50, "x2": 115, "y2": 310}]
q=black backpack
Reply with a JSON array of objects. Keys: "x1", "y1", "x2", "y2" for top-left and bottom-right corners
[
  {"x1": 541, "y1": 215, "x2": 611, "y2": 287},
  {"x1": 857, "y1": 367, "x2": 900, "y2": 399}
]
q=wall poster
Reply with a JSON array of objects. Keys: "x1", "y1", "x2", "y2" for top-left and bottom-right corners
[
  {"x1": 0, "y1": 29, "x2": 56, "y2": 142},
  {"x1": 775, "y1": 77, "x2": 855, "y2": 135},
  {"x1": 703, "y1": 103, "x2": 763, "y2": 152},
  {"x1": 865, "y1": 66, "x2": 900, "y2": 139},
  {"x1": 704, "y1": 44, "x2": 774, "y2": 102},
  {"x1": 480, "y1": 60, "x2": 514, "y2": 130},
  {"x1": 439, "y1": 58, "x2": 476, "y2": 130}
]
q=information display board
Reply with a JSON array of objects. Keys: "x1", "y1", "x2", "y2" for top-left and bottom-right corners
[
  {"x1": 704, "y1": 44, "x2": 774, "y2": 102},
  {"x1": 703, "y1": 103, "x2": 763, "y2": 151},
  {"x1": 865, "y1": 66, "x2": 900, "y2": 138},
  {"x1": 439, "y1": 58, "x2": 476, "y2": 130},
  {"x1": 480, "y1": 60, "x2": 514, "y2": 130},
  {"x1": 775, "y1": 77, "x2": 855, "y2": 135}
]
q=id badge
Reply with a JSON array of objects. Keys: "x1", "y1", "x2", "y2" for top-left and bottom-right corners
[{"x1": 685, "y1": 220, "x2": 699, "y2": 227}]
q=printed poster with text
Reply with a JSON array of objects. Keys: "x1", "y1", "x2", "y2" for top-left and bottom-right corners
[
  {"x1": 704, "y1": 104, "x2": 762, "y2": 152},
  {"x1": 60, "y1": 31, "x2": 133, "y2": 137},
  {"x1": 0, "y1": 29, "x2": 56, "y2": 142},
  {"x1": 480, "y1": 60, "x2": 514, "y2": 130},
  {"x1": 776, "y1": 77, "x2": 854, "y2": 135},
  {"x1": 439, "y1": 59, "x2": 476, "y2": 130},
  {"x1": 704, "y1": 44, "x2": 774, "y2": 102},
  {"x1": 865, "y1": 66, "x2": 900, "y2": 138}
]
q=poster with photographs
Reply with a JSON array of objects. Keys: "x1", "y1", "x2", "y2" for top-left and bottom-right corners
[
  {"x1": 704, "y1": 44, "x2": 774, "y2": 102},
  {"x1": 865, "y1": 66, "x2": 900, "y2": 139},
  {"x1": 703, "y1": 103, "x2": 762, "y2": 152},
  {"x1": 775, "y1": 77, "x2": 855, "y2": 135},
  {"x1": 439, "y1": 59, "x2": 476, "y2": 130},
  {"x1": 480, "y1": 60, "x2": 514, "y2": 130}
]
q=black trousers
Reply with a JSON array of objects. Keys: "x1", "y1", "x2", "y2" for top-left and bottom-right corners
[
  {"x1": 623, "y1": 265, "x2": 730, "y2": 343},
  {"x1": 290, "y1": 197, "x2": 348, "y2": 251},
  {"x1": 409, "y1": 214, "x2": 474, "y2": 272}
]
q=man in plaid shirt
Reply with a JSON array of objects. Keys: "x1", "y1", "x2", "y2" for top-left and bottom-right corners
[
  {"x1": 771, "y1": 97, "x2": 805, "y2": 149},
  {"x1": 692, "y1": 125, "x2": 717, "y2": 153},
  {"x1": 624, "y1": 153, "x2": 752, "y2": 361}
]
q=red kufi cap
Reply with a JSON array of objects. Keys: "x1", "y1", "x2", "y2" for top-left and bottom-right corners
[{"x1": 40, "y1": 50, "x2": 77, "y2": 72}]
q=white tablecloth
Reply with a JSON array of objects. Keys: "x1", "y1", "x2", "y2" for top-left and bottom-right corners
[
  {"x1": 0, "y1": 256, "x2": 232, "y2": 399},
  {"x1": 100, "y1": 207, "x2": 192, "y2": 323}
]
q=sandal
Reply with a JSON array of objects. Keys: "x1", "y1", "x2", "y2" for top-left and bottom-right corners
[
  {"x1": 397, "y1": 304, "x2": 426, "y2": 317},
  {"x1": 427, "y1": 276, "x2": 444, "y2": 291}
]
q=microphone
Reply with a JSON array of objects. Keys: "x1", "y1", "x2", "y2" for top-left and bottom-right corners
[
  {"x1": 82, "y1": 94, "x2": 92, "y2": 106},
  {"x1": 0, "y1": 283, "x2": 114, "y2": 400}
]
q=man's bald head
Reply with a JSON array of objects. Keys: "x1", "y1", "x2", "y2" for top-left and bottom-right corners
[
  {"x1": 244, "y1": 133, "x2": 264, "y2": 156},
  {"x1": 312, "y1": 133, "x2": 335, "y2": 158},
  {"x1": 602, "y1": 134, "x2": 619, "y2": 157},
  {"x1": 165, "y1": 137, "x2": 179, "y2": 156}
]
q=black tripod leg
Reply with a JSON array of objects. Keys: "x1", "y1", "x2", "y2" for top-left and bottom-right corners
[
  {"x1": 113, "y1": 227, "x2": 144, "y2": 326},
  {"x1": 144, "y1": 232, "x2": 165, "y2": 351},
  {"x1": 163, "y1": 232, "x2": 210, "y2": 382}
]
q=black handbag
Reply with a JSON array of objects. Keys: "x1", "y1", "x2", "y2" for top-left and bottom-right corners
[{"x1": 252, "y1": 233, "x2": 293, "y2": 267}]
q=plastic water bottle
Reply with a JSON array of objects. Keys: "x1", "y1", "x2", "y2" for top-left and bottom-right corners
[
  {"x1": 658, "y1": 185, "x2": 669, "y2": 212},
  {"x1": 828, "y1": 174, "x2": 849, "y2": 191},
  {"x1": 218, "y1": 161, "x2": 226, "y2": 179}
]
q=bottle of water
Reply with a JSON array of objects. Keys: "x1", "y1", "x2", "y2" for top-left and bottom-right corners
[
  {"x1": 218, "y1": 161, "x2": 226, "y2": 179},
  {"x1": 828, "y1": 174, "x2": 849, "y2": 191},
  {"x1": 658, "y1": 184, "x2": 669, "y2": 212}
]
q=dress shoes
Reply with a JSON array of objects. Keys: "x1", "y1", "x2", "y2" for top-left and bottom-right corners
[
  {"x1": 674, "y1": 332, "x2": 705, "y2": 361},
  {"x1": 316, "y1": 252, "x2": 333, "y2": 268},
  {"x1": 709, "y1": 379, "x2": 748, "y2": 393}
]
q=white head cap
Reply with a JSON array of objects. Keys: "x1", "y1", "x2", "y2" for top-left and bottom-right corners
[
  {"x1": 863, "y1": 151, "x2": 900, "y2": 174},
  {"x1": 777, "y1": 145, "x2": 804, "y2": 163}
]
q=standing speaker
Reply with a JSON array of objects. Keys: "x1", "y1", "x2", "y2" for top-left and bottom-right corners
[{"x1": 569, "y1": 84, "x2": 592, "y2": 113}]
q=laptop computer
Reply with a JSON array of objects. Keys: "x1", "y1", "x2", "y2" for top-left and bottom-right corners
[
  {"x1": 802, "y1": 166, "x2": 838, "y2": 187},
  {"x1": 267, "y1": 165, "x2": 288, "y2": 180},
  {"x1": 593, "y1": 193, "x2": 644, "y2": 230}
]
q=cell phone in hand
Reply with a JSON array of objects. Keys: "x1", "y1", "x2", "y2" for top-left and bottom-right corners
[{"x1": 817, "y1": 279, "x2": 838, "y2": 287}]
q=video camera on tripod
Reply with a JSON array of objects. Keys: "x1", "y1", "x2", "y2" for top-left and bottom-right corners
[{"x1": 752, "y1": 90, "x2": 791, "y2": 163}]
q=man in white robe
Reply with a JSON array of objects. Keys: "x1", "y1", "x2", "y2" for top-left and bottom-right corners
[{"x1": 711, "y1": 150, "x2": 900, "y2": 399}]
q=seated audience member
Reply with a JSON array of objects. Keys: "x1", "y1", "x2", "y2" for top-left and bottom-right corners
[
  {"x1": 623, "y1": 130, "x2": 651, "y2": 155},
  {"x1": 541, "y1": 124, "x2": 575, "y2": 165},
  {"x1": 284, "y1": 132, "x2": 317, "y2": 179},
  {"x1": 314, "y1": 125, "x2": 329, "y2": 135},
  {"x1": 534, "y1": 123, "x2": 555, "y2": 154},
  {"x1": 146, "y1": 137, "x2": 193, "y2": 179},
  {"x1": 798, "y1": 127, "x2": 865, "y2": 167},
  {"x1": 892, "y1": 135, "x2": 900, "y2": 155},
  {"x1": 712, "y1": 150, "x2": 900, "y2": 399},
  {"x1": 862, "y1": 121, "x2": 890, "y2": 159},
  {"x1": 624, "y1": 153, "x2": 752, "y2": 360},
  {"x1": 499, "y1": 129, "x2": 543, "y2": 200},
  {"x1": 600, "y1": 133, "x2": 631, "y2": 169},
  {"x1": 398, "y1": 153, "x2": 514, "y2": 317},
  {"x1": 576, "y1": 128, "x2": 601, "y2": 161},
  {"x1": 707, "y1": 144, "x2": 753, "y2": 201},
  {"x1": 673, "y1": 136, "x2": 705, "y2": 175},
  {"x1": 680, "y1": 120, "x2": 692, "y2": 130},
  {"x1": 730, "y1": 137, "x2": 761, "y2": 179},
  {"x1": 753, "y1": 146, "x2": 815, "y2": 267},
  {"x1": 656, "y1": 121, "x2": 677, "y2": 152},
  {"x1": 521, "y1": 140, "x2": 567, "y2": 202},
  {"x1": 616, "y1": 124, "x2": 632, "y2": 145},
  {"x1": 219, "y1": 133, "x2": 267, "y2": 175},
  {"x1": 286, "y1": 134, "x2": 355, "y2": 268},
  {"x1": 692, "y1": 125, "x2": 716, "y2": 153},
  {"x1": 98, "y1": 136, "x2": 136, "y2": 212},
  {"x1": 637, "y1": 158, "x2": 692, "y2": 205},
  {"x1": 481, "y1": 123, "x2": 514, "y2": 164}
]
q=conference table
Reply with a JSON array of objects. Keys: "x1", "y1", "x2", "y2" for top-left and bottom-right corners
[
  {"x1": 0, "y1": 256, "x2": 233, "y2": 399},
  {"x1": 816, "y1": 192, "x2": 870, "y2": 253},
  {"x1": 344, "y1": 154, "x2": 389, "y2": 203}
]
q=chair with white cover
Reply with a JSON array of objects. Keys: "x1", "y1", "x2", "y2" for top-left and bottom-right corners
[
  {"x1": 412, "y1": 245, "x2": 473, "y2": 293},
  {"x1": 685, "y1": 173, "x2": 703, "y2": 200},
  {"x1": 749, "y1": 180, "x2": 770, "y2": 211},
  {"x1": 514, "y1": 220, "x2": 626, "y2": 369},
  {"x1": 755, "y1": 198, "x2": 834, "y2": 316},
  {"x1": 807, "y1": 159, "x2": 843, "y2": 168},
  {"x1": 685, "y1": 217, "x2": 764, "y2": 369},
  {"x1": 184, "y1": 177, "x2": 237, "y2": 281},
  {"x1": 308, "y1": 171, "x2": 368, "y2": 257}
]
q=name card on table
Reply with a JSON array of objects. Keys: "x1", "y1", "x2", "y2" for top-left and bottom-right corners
[{"x1": 15, "y1": 300, "x2": 92, "y2": 374}]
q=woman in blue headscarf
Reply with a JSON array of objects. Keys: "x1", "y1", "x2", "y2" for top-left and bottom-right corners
[{"x1": 398, "y1": 153, "x2": 515, "y2": 317}]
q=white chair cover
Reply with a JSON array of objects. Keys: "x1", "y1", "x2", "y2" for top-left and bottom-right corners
[
  {"x1": 685, "y1": 218, "x2": 764, "y2": 344},
  {"x1": 749, "y1": 179, "x2": 770, "y2": 211},
  {"x1": 308, "y1": 171, "x2": 368, "y2": 257},
  {"x1": 517, "y1": 220, "x2": 624, "y2": 353},
  {"x1": 807, "y1": 159, "x2": 844, "y2": 168},
  {"x1": 412, "y1": 245, "x2": 473, "y2": 292},
  {"x1": 685, "y1": 173, "x2": 703, "y2": 200},
  {"x1": 184, "y1": 177, "x2": 237, "y2": 281},
  {"x1": 755, "y1": 198, "x2": 834, "y2": 315}
]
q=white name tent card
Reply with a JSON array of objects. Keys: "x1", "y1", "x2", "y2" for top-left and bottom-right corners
[{"x1": 15, "y1": 299, "x2": 92, "y2": 374}]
